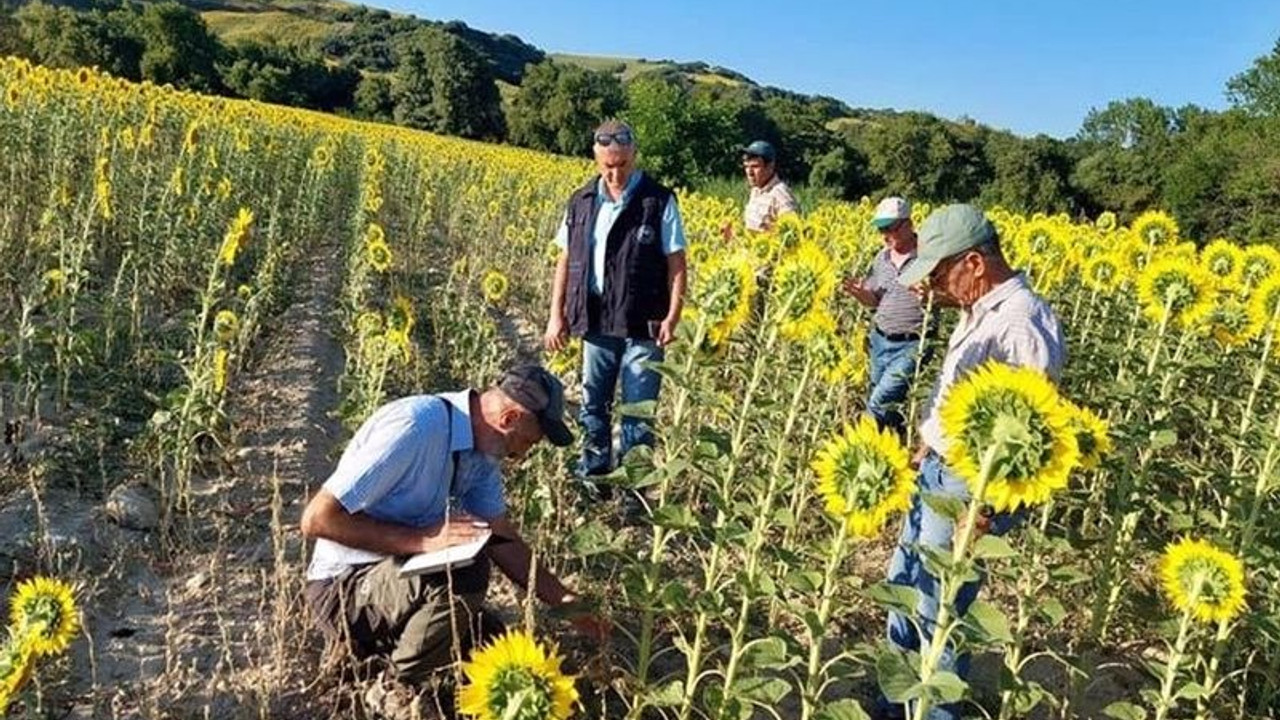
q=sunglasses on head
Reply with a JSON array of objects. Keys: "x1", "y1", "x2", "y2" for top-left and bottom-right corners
[{"x1": 594, "y1": 130, "x2": 634, "y2": 147}]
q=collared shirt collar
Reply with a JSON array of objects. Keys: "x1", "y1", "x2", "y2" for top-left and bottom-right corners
[
  {"x1": 438, "y1": 390, "x2": 476, "y2": 452},
  {"x1": 968, "y1": 272, "x2": 1029, "y2": 318},
  {"x1": 596, "y1": 170, "x2": 643, "y2": 206}
]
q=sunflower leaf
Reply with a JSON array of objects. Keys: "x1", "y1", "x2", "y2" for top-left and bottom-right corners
[
  {"x1": 963, "y1": 600, "x2": 1014, "y2": 644},
  {"x1": 865, "y1": 582, "x2": 921, "y2": 617},
  {"x1": 651, "y1": 505, "x2": 699, "y2": 531},
  {"x1": 921, "y1": 671, "x2": 967, "y2": 703},
  {"x1": 736, "y1": 675, "x2": 792, "y2": 705},
  {"x1": 647, "y1": 679, "x2": 685, "y2": 707},
  {"x1": 921, "y1": 492, "x2": 965, "y2": 521},
  {"x1": 815, "y1": 699, "x2": 872, "y2": 720},
  {"x1": 618, "y1": 400, "x2": 657, "y2": 420},
  {"x1": 1102, "y1": 701, "x2": 1149, "y2": 720},
  {"x1": 875, "y1": 647, "x2": 922, "y2": 702},
  {"x1": 971, "y1": 535, "x2": 1018, "y2": 560}
]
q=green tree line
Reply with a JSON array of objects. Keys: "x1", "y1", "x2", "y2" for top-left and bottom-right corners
[{"x1": 3, "y1": 0, "x2": 1279, "y2": 242}]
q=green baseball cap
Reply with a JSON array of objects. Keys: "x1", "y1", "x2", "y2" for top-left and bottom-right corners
[{"x1": 896, "y1": 204, "x2": 997, "y2": 288}]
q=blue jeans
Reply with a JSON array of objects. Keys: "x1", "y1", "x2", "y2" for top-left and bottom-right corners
[
  {"x1": 880, "y1": 453, "x2": 1023, "y2": 720},
  {"x1": 867, "y1": 329, "x2": 925, "y2": 435},
  {"x1": 578, "y1": 333, "x2": 664, "y2": 476}
]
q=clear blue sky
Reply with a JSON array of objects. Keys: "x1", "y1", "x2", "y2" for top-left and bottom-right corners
[{"x1": 369, "y1": 1, "x2": 1280, "y2": 138}]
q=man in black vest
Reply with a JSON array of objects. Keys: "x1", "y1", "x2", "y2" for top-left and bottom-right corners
[{"x1": 544, "y1": 120, "x2": 688, "y2": 486}]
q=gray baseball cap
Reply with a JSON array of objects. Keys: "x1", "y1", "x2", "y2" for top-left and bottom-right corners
[
  {"x1": 897, "y1": 204, "x2": 997, "y2": 288},
  {"x1": 498, "y1": 364, "x2": 573, "y2": 447}
]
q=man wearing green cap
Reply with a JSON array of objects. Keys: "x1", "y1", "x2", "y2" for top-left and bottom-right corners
[
  {"x1": 741, "y1": 140, "x2": 800, "y2": 232},
  {"x1": 875, "y1": 204, "x2": 1065, "y2": 720},
  {"x1": 301, "y1": 364, "x2": 606, "y2": 717}
]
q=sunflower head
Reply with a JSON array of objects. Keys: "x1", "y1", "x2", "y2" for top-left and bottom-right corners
[
  {"x1": 770, "y1": 241, "x2": 836, "y2": 342},
  {"x1": 9, "y1": 576, "x2": 79, "y2": 657},
  {"x1": 1240, "y1": 245, "x2": 1280, "y2": 288},
  {"x1": 1158, "y1": 538, "x2": 1247, "y2": 624},
  {"x1": 1200, "y1": 239, "x2": 1244, "y2": 287},
  {"x1": 1063, "y1": 402, "x2": 1111, "y2": 470},
  {"x1": 938, "y1": 363, "x2": 1079, "y2": 512},
  {"x1": 1208, "y1": 298, "x2": 1258, "y2": 349},
  {"x1": 1080, "y1": 253, "x2": 1125, "y2": 292},
  {"x1": 693, "y1": 252, "x2": 757, "y2": 346},
  {"x1": 807, "y1": 326, "x2": 868, "y2": 388},
  {"x1": 481, "y1": 270, "x2": 510, "y2": 305},
  {"x1": 811, "y1": 416, "x2": 914, "y2": 538},
  {"x1": 213, "y1": 309, "x2": 239, "y2": 345},
  {"x1": 1246, "y1": 274, "x2": 1280, "y2": 337},
  {"x1": 1095, "y1": 211, "x2": 1118, "y2": 233},
  {"x1": 1136, "y1": 257, "x2": 1216, "y2": 329},
  {"x1": 458, "y1": 629, "x2": 578, "y2": 720},
  {"x1": 218, "y1": 207, "x2": 254, "y2": 267},
  {"x1": 1130, "y1": 210, "x2": 1179, "y2": 247}
]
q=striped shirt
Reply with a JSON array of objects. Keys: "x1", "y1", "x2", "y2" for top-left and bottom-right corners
[
  {"x1": 306, "y1": 391, "x2": 506, "y2": 581},
  {"x1": 918, "y1": 273, "x2": 1066, "y2": 454},
  {"x1": 864, "y1": 248, "x2": 926, "y2": 335},
  {"x1": 744, "y1": 176, "x2": 800, "y2": 231}
]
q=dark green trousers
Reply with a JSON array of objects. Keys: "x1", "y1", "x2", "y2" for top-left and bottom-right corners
[{"x1": 305, "y1": 556, "x2": 501, "y2": 684}]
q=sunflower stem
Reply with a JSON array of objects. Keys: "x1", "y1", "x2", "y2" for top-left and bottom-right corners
[
  {"x1": 1153, "y1": 587, "x2": 1200, "y2": 720},
  {"x1": 911, "y1": 444, "x2": 999, "y2": 720},
  {"x1": 800, "y1": 525, "x2": 849, "y2": 720}
]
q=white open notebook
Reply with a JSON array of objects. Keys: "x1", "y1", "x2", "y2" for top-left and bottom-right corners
[{"x1": 398, "y1": 530, "x2": 492, "y2": 578}]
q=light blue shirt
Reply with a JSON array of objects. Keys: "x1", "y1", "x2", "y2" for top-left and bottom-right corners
[
  {"x1": 306, "y1": 391, "x2": 506, "y2": 581},
  {"x1": 554, "y1": 171, "x2": 687, "y2": 295}
]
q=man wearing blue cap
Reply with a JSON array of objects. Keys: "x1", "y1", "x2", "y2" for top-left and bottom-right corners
[
  {"x1": 741, "y1": 140, "x2": 800, "y2": 232},
  {"x1": 875, "y1": 204, "x2": 1065, "y2": 720}
]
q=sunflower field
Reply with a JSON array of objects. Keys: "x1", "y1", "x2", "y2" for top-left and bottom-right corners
[{"x1": 1, "y1": 55, "x2": 1278, "y2": 719}]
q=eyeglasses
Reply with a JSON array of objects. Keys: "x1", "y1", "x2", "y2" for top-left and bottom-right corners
[{"x1": 594, "y1": 130, "x2": 634, "y2": 147}]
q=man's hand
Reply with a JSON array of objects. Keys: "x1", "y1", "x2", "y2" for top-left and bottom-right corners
[
  {"x1": 419, "y1": 513, "x2": 489, "y2": 553},
  {"x1": 657, "y1": 316, "x2": 679, "y2": 347},
  {"x1": 544, "y1": 315, "x2": 568, "y2": 352},
  {"x1": 910, "y1": 444, "x2": 930, "y2": 471},
  {"x1": 558, "y1": 593, "x2": 611, "y2": 644},
  {"x1": 956, "y1": 507, "x2": 993, "y2": 543},
  {"x1": 842, "y1": 277, "x2": 878, "y2": 307}
]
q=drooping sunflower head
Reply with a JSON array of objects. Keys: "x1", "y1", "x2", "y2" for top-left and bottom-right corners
[
  {"x1": 1200, "y1": 239, "x2": 1244, "y2": 287},
  {"x1": 693, "y1": 251, "x2": 757, "y2": 347},
  {"x1": 770, "y1": 241, "x2": 836, "y2": 342},
  {"x1": 1135, "y1": 257, "x2": 1216, "y2": 329},
  {"x1": 545, "y1": 337, "x2": 582, "y2": 378},
  {"x1": 212, "y1": 347, "x2": 230, "y2": 393},
  {"x1": 388, "y1": 295, "x2": 416, "y2": 338},
  {"x1": 482, "y1": 269, "x2": 510, "y2": 305},
  {"x1": 1130, "y1": 210, "x2": 1179, "y2": 248},
  {"x1": 0, "y1": 629, "x2": 38, "y2": 713},
  {"x1": 811, "y1": 416, "x2": 914, "y2": 538},
  {"x1": 1246, "y1": 274, "x2": 1280, "y2": 338},
  {"x1": 1081, "y1": 253, "x2": 1125, "y2": 292},
  {"x1": 1158, "y1": 537, "x2": 1247, "y2": 624},
  {"x1": 807, "y1": 326, "x2": 868, "y2": 388},
  {"x1": 1062, "y1": 401, "x2": 1111, "y2": 470},
  {"x1": 355, "y1": 311, "x2": 383, "y2": 338},
  {"x1": 9, "y1": 576, "x2": 79, "y2": 657},
  {"x1": 213, "y1": 309, "x2": 239, "y2": 344},
  {"x1": 458, "y1": 629, "x2": 578, "y2": 720},
  {"x1": 1240, "y1": 244, "x2": 1280, "y2": 288},
  {"x1": 1095, "y1": 211, "x2": 1118, "y2": 233},
  {"x1": 1208, "y1": 297, "x2": 1258, "y2": 349},
  {"x1": 938, "y1": 363, "x2": 1079, "y2": 512},
  {"x1": 366, "y1": 240, "x2": 393, "y2": 273},
  {"x1": 218, "y1": 207, "x2": 254, "y2": 267}
]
